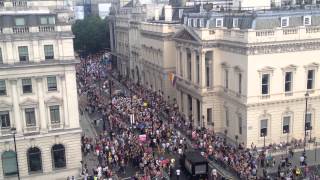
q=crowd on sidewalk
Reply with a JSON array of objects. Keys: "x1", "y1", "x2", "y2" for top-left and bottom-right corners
[{"x1": 76, "y1": 53, "x2": 319, "y2": 180}]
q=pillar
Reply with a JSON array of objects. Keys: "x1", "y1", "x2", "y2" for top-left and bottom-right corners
[
  {"x1": 10, "y1": 79, "x2": 22, "y2": 133},
  {"x1": 200, "y1": 51, "x2": 206, "y2": 88},
  {"x1": 36, "y1": 77, "x2": 47, "y2": 132},
  {"x1": 191, "y1": 50, "x2": 197, "y2": 84},
  {"x1": 60, "y1": 75, "x2": 69, "y2": 128},
  {"x1": 176, "y1": 46, "x2": 180, "y2": 76}
]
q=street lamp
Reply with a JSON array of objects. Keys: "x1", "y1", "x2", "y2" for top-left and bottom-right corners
[
  {"x1": 11, "y1": 127, "x2": 20, "y2": 180},
  {"x1": 304, "y1": 92, "x2": 309, "y2": 154}
]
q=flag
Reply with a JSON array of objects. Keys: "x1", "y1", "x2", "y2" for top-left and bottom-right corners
[
  {"x1": 168, "y1": 72, "x2": 177, "y2": 86},
  {"x1": 172, "y1": 75, "x2": 177, "y2": 86}
]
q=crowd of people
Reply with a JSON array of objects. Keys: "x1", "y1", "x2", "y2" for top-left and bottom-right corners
[{"x1": 76, "y1": 53, "x2": 319, "y2": 180}]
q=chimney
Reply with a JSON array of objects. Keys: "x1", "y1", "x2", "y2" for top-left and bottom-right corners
[{"x1": 164, "y1": 5, "x2": 172, "y2": 22}]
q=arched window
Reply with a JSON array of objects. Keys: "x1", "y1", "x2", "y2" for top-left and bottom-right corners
[
  {"x1": 2, "y1": 151, "x2": 17, "y2": 176},
  {"x1": 52, "y1": 144, "x2": 66, "y2": 169},
  {"x1": 27, "y1": 147, "x2": 42, "y2": 172}
]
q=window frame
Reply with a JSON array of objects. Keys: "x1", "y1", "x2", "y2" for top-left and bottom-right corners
[
  {"x1": 225, "y1": 107, "x2": 229, "y2": 127},
  {"x1": 207, "y1": 108, "x2": 212, "y2": 125},
  {"x1": 0, "y1": 111, "x2": 10, "y2": 129},
  {"x1": 261, "y1": 73, "x2": 270, "y2": 95},
  {"x1": 51, "y1": 144, "x2": 66, "y2": 169},
  {"x1": 27, "y1": 147, "x2": 43, "y2": 173},
  {"x1": 0, "y1": 80, "x2": 6, "y2": 95},
  {"x1": 224, "y1": 69, "x2": 229, "y2": 89},
  {"x1": 15, "y1": 17, "x2": 25, "y2": 26},
  {"x1": 25, "y1": 108, "x2": 36, "y2": 127},
  {"x1": 282, "y1": 116, "x2": 290, "y2": 134},
  {"x1": 238, "y1": 116, "x2": 242, "y2": 135},
  {"x1": 307, "y1": 69, "x2": 315, "y2": 90},
  {"x1": 304, "y1": 16, "x2": 311, "y2": 26},
  {"x1": 49, "y1": 105, "x2": 60, "y2": 124},
  {"x1": 216, "y1": 18, "x2": 223, "y2": 27},
  {"x1": 47, "y1": 76, "x2": 57, "y2": 91},
  {"x1": 260, "y1": 119, "x2": 268, "y2": 137},
  {"x1": 281, "y1": 17, "x2": 289, "y2": 27},
  {"x1": 2, "y1": 151, "x2": 18, "y2": 176},
  {"x1": 238, "y1": 73, "x2": 242, "y2": 95},
  {"x1": 305, "y1": 112, "x2": 312, "y2": 131},
  {"x1": 18, "y1": 46, "x2": 29, "y2": 62},
  {"x1": 44, "y1": 45, "x2": 54, "y2": 60},
  {"x1": 233, "y1": 18, "x2": 239, "y2": 28},
  {"x1": 22, "y1": 78, "x2": 32, "y2": 94},
  {"x1": 284, "y1": 71, "x2": 293, "y2": 93}
]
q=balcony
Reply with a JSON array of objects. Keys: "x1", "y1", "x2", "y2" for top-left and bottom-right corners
[
  {"x1": 13, "y1": 26, "x2": 29, "y2": 34},
  {"x1": 23, "y1": 126, "x2": 39, "y2": 134},
  {"x1": 12, "y1": 1, "x2": 27, "y2": 7},
  {"x1": 39, "y1": 25, "x2": 55, "y2": 32},
  {"x1": 49, "y1": 123, "x2": 64, "y2": 131}
]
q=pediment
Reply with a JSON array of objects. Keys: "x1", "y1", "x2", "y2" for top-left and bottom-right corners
[
  {"x1": 174, "y1": 28, "x2": 200, "y2": 42},
  {"x1": 19, "y1": 98, "x2": 38, "y2": 107},
  {"x1": 258, "y1": 66, "x2": 275, "y2": 73},
  {"x1": 45, "y1": 96, "x2": 63, "y2": 105},
  {"x1": 0, "y1": 100, "x2": 12, "y2": 109},
  {"x1": 282, "y1": 64, "x2": 297, "y2": 71}
]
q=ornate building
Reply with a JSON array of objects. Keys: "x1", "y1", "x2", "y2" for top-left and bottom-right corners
[
  {"x1": 176, "y1": 0, "x2": 320, "y2": 147},
  {"x1": 0, "y1": 1, "x2": 81, "y2": 179}
]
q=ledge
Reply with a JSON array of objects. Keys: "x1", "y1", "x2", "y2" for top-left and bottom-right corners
[{"x1": 0, "y1": 59, "x2": 80, "y2": 69}]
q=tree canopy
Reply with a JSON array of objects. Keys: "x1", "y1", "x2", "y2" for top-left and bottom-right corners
[{"x1": 72, "y1": 15, "x2": 110, "y2": 56}]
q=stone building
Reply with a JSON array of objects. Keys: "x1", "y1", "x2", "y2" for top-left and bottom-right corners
[
  {"x1": 176, "y1": 0, "x2": 320, "y2": 147},
  {"x1": 0, "y1": 1, "x2": 81, "y2": 180}
]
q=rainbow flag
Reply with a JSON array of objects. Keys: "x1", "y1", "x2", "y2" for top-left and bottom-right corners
[{"x1": 168, "y1": 72, "x2": 177, "y2": 86}]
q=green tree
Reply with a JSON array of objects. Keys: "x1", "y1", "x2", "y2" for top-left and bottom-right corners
[{"x1": 72, "y1": 15, "x2": 110, "y2": 56}]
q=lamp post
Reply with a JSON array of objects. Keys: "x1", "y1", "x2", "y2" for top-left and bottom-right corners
[
  {"x1": 11, "y1": 127, "x2": 20, "y2": 180},
  {"x1": 304, "y1": 92, "x2": 309, "y2": 154}
]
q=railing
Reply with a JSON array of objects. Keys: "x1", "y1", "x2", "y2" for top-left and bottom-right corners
[
  {"x1": 39, "y1": 25, "x2": 55, "y2": 32},
  {"x1": 13, "y1": 26, "x2": 29, "y2": 34},
  {"x1": 12, "y1": 1, "x2": 27, "y2": 7},
  {"x1": 283, "y1": 28, "x2": 298, "y2": 35},
  {"x1": 306, "y1": 27, "x2": 320, "y2": 33},
  {"x1": 256, "y1": 30, "x2": 275, "y2": 36},
  {"x1": 23, "y1": 126, "x2": 39, "y2": 133},
  {"x1": 0, "y1": 1, "x2": 4, "y2": 7},
  {"x1": 49, "y1": 123, "x2": 64, "y2": 130},
  {"x1": 0, "y1": 128, "x2": 11, "y2": 136}
]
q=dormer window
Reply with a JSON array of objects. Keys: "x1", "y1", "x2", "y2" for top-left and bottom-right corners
[
  {"x1": 216, "y1": 18, "x2": 223, "y2": 27},
  {"x1": 15, "y1": 17, "x2": 25, "y2": 26},
  {"x1": 233, "y1": 18, "x2": 239, "y2": 28},
  {"x1": 304, "y1": 16, "x2": 311, "y2": 26},
  {"x1": 281, "y1": 17, "x2": 289, "y2": 27}
]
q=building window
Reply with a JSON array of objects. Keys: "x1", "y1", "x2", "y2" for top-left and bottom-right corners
[
  {"x1": 0, "y1": 80, "x2": 6, "y2": 95},
  {"x1": 188, "y1": 95, "x2": 192, "y2": 116},
  {"x1": 305, "y1": 113, "x2": 312, "y2": 130},
  {"x1": 52, "y1": 144, "x2": 66, "y2": 169},
  {"x1": 207, "y1": 108, "x2": 212, "y2": 125},
  {"x1": 44, "y1": 45, "x2": 54, "y2": 60},
  {"x1": 304, "y1": 16, "x2": 311, "y2": 26},
  {"x1": 216, "y1": 18, "x2": 223, "y2": 27},
  {"x1": 224, "y1": 69, "x2": 229, "y2": 89},
  {"x1": 225, "y1": 108, "x2": 229, "y2": 127},
  {"x1": 260, "y1": 119, "x2": 268, "y2": 137},
  {"x1": 238, "y1": 73, "x2": 242, "y2": 94},
  {"x1": 15, "y1": 18, "x2": 25, "y2": 26},
  {"x1": 205, "y1": 58, "x2": 211, "y2": 87},
  {"x1": 233, "y1": 18, "x2": 239, "y2": 28},
  {"x1": 307, "y1": 70, "x2": 315, "y2": 90},
  {"x1": 2, "y1": 151, "x2": 18, "y2": 176},
  {"x1": 193, "y1": 18, "x2": 197, "y2": 27},
  {"x1": 49, "y1": 105, "x2": 60, "y2": 124},
  {"x1": 261, "y1": 74, "x2": 270, "y2": 95},
  {"x1": 0, "y1": 48, "x2": 3, "y2": 64},
  {"x1": 22, "y1": 78, "x2": 32, "y2": 93},
  {"x1": 18, "y1": 46, "x2": 29, "y2": 62},
  {"x1": 25, "y1": 108, "x2": 36, "y2": 127},
  {"x1": 238, "y1": 116, "x2": 242, "y2": 135},
  {"x1": 281, "y1": 17, "x2": 289, "y2": 27},
  {"x1": 27, "y1": 147, "x2": 42, "y2": 173},
  {"x1": 196, "y1": 55, "x2": 200, "y2": 84},
  {"x1": 283, "y1": 116, "x2": 290, "y2": 134},
  {"x1": 284, "y1": 72, "x2": 292, "y2": 93},
  {"x1": 47, "y1": 76, "x2": 57, "y2": 91},
  {"x1": 0, "y1": 111, "x2": 10, "y2": 129},
  {"x1": 40, "y1": 16, "x2": 55, "y2": 25}
]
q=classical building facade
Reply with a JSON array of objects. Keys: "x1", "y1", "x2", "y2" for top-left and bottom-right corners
[
  {"x1": 176, "y1": 1, "x2": 320, "y2": 147},
  {"x1": 0, "y1": 1, "x2": 81, "y2": 180}
]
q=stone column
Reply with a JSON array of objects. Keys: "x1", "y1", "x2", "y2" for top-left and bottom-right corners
[
  {"x1": 10, "y1": 79, "x2": 22, "y2": 133},
  {"x1": 200, "y1": 51, "x2": 206, "y2": 88},
  {"x1": 192, "y1": 97, "x2": 197, "y2": 127},
  {"x1": 191, "y1": 50, "x2": 197, "y2": 84},
  {"x1": 60, "y1": 75, "x2": 69, "y2": 128},
  {"x1": 36, "y1": 77, "x2": 47, "y2": 132},
  {"x1": 176, "y1": 46, "x2": 180, "y2": 76}
]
